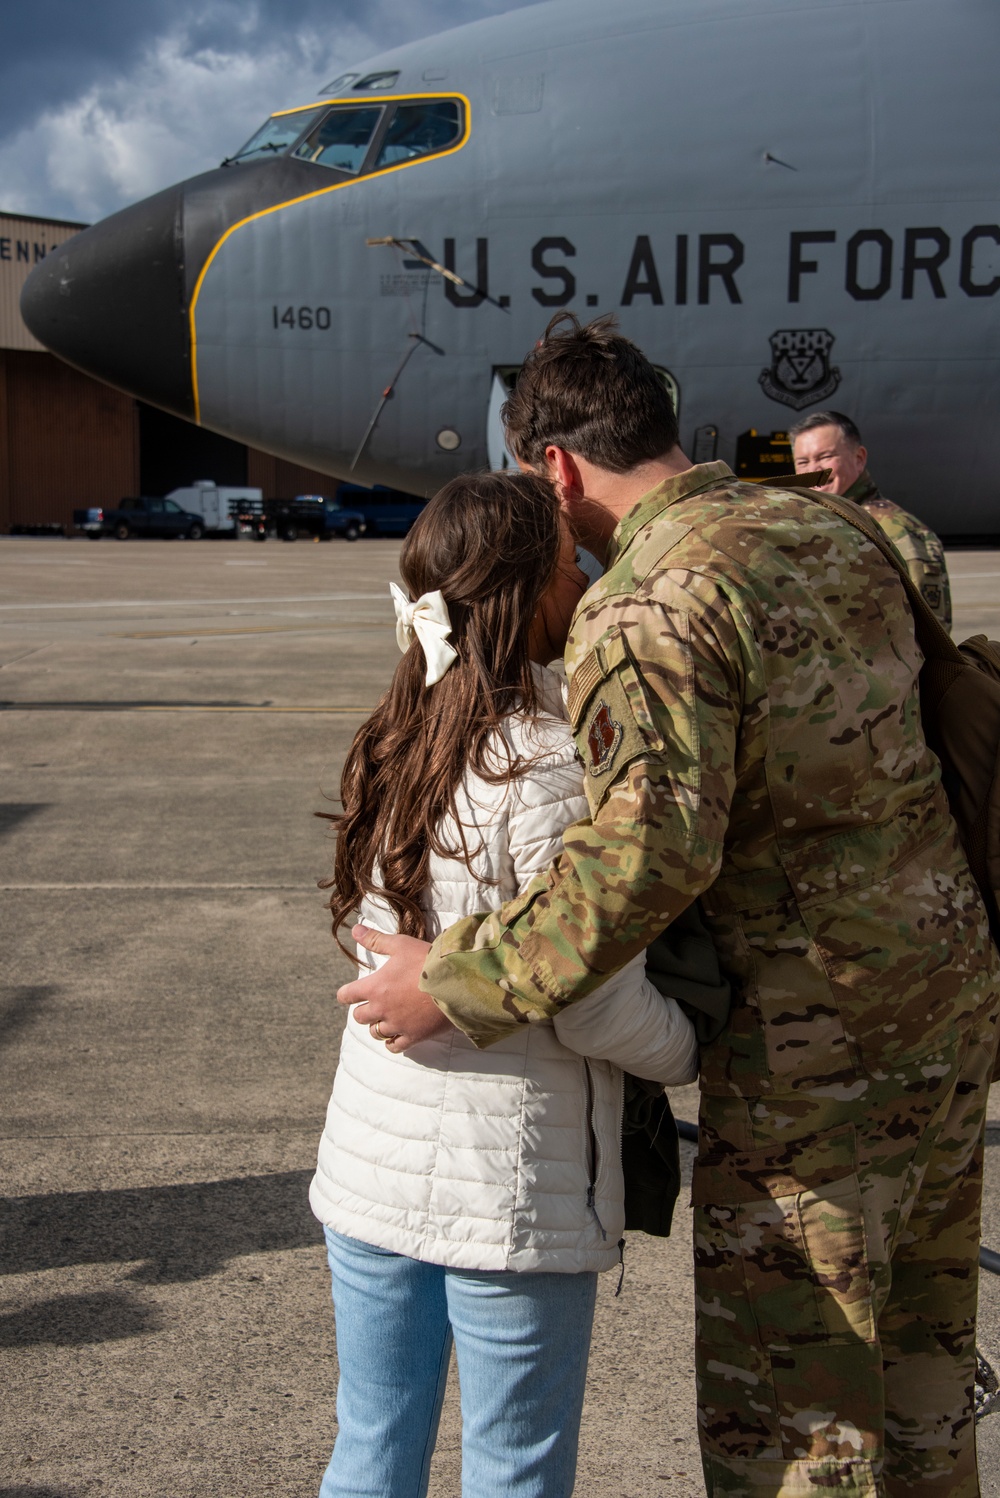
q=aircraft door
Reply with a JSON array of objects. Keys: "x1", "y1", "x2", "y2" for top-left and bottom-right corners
[{"x1": 487, "y1": 369, "x2": 518, "y2": 471}]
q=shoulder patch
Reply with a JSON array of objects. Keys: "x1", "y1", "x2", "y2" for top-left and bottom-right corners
[
  {"x1": 566, "y1": 648, "x2": 604, "y2": 727},
  {"x1": 578, "y1": 666, "x2": 649, "y2": 789},
  {"x1": 586, "y1": 699, "x2": 623, "y2": 775},
  {"x1": 566, "y1": 627, "x2": 662, "y2": 801}
]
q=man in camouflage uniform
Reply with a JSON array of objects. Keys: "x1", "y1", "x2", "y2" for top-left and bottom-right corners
[
  {"x1": 342, "y1": 318, "x2": 999, "y2": 1495},
  {"x1": 790, "y1": 410, "x2": 952, "y2": 631}
]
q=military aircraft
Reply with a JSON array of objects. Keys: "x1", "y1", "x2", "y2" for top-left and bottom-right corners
[{"x1": 20, "y1": 0, "x2": 1000, "y2": 535}]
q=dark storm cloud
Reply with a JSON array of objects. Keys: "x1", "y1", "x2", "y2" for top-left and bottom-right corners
[
  {"x1": 2, "y1": 0, "x2": 179, "y2": 135},
  {"x1": 0, "y1": 0, "x2": 534, "y2": 137},
  {"x1": 0, "y1": 0, "x2": 536, "y2": 220}
]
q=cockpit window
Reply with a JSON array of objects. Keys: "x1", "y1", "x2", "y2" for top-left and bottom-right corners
[
  {"x1": 374, "y1": 100, "x2": 462, "y2": 169},
  {"x1": 290, "y1": 106, "x2": 383, "y2": 173},
  {"x1": 322, "y1": 73, "x2": 359, "y2": 94},
  {"x1": 355, "y1": 71, "x2": 400, "y2": 91},
  {"x1": 228, "y1": 95, "x2": 466, "y2": 176},
  {"x1": 229, "y1": 107, "x2": 326, "y2": 163}
]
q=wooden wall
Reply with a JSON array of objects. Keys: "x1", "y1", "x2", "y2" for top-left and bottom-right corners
[
  {"x1": 0, "y1": 350, "x2": 138, "y2": 530},
  {"x1": 247, "y1": 449, "x2": 342, "y2": 500},
  {"x1": 0, "y1": 349, "x2": 345, "y2": 532}
]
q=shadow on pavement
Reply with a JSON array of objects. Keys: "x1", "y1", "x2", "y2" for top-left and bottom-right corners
[
  {"x1": 0, "y1": 1489, "x2": 88, "y2": 1497},
  {"x1": 0, "y1": 804, "x2": 51, "y2": 836},
  {"x1": 0, "y1": 987, "x2": 58, "y2": 1050},
  {"x1": 0, "y1": 1171, "x2": 321, "y2": 1284},
  {"x1": 0, "y1": 1290, "x2": 161, "y2": 1348}
]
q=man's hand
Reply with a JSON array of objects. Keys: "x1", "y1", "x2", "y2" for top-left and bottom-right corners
[{"x1": 337, "y1": 925, "x2": 454, "y2": 1052}]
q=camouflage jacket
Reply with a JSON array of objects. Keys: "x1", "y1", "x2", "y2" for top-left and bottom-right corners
[
  {"x1": 422, "y1": 462, "x2": 997, "y2": 1095},
  {"x1": 846, "y1": 470, "x2": 952, "y2": 631}
]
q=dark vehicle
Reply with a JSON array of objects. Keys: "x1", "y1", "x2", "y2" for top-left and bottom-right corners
[
  {"x1": 72, "y1": 509, "x2": 104, "y2": 535},
  {"x1": 231, "y1": 496, "x2": 268, "y2": 540},
  {"x1": 338, "y1": 484, "x2": 426, "y2": 537},
  {"x1": 261, "y1": 494, "x2": 367, "y2": 541},
  {"x1": 74, "y1": 497, "x2": 205, "y2": 540}
]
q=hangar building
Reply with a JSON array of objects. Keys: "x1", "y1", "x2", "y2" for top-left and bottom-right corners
[{"x1": 0, "y1": 209, "x2": 337, "y2": 534}]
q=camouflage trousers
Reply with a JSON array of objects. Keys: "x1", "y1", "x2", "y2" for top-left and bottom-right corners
[{"x1": 693, "y1": 1005, "x2": 997, "y2": 1497}]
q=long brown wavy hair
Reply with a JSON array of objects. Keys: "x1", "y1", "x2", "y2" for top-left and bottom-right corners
[{"x1": 321, "y1": 470, "x2": 563, "y2": 952}]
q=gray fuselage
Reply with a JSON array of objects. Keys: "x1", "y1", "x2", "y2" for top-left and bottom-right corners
[{"x1": 21, "y1": 0, "x2": 1000, "y2": 533}]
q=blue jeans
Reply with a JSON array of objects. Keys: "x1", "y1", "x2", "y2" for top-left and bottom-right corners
[{"x1": 319, "y1": 1229, "x2": 598, "y2": 1498}]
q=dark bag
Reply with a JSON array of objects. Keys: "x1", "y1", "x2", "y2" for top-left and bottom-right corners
[
  {"x1": 644, "y1": 902, "x2": 732, "y2": 1044},
  {"x1": 622, "y1": 903, "x2": 731, "y2": 1236},
  {"x1": 809, "y1": 490, "x2": 1000, "y2": 1061},
  {"x1": 621, "y1": 1076, "x2": 681, "y2": 1237}
]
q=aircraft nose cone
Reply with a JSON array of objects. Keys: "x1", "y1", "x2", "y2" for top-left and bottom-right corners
[{"x1": 20, "y1": 183, "x2": 193, "y2": 419}]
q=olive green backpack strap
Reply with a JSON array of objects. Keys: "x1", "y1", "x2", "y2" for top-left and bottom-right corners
[
  {"x1": 805, "y1": 486, "x2": 963, "y2": 665},
  {"x1": 807, "y1": 488, "x2": 1000, "y2": 1033}
]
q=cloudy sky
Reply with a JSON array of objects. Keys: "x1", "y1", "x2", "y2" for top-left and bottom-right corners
[{"x1": 1, "y1": 0, "x2": 533, "y2": 225}]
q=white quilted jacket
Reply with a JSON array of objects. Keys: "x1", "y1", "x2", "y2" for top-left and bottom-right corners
[{"x1": 310, "y1": 669, "x2": 697, "y2": 1273}]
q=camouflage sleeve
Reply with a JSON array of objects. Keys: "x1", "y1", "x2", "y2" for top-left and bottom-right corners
[
  {"x1": 910, "y1": 549, "x2": 953, "y2": 633},
  {"x1": 421, "y1": 584, "x2": 746, "y2": 1047},
  {"x1": 868, "y1": 502, "x2": 953, "y2": 633}
]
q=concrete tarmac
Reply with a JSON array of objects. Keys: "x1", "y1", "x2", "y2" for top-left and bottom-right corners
[{"x1": 2, "y1": 536, "x2": 1000, "y2": 1498}]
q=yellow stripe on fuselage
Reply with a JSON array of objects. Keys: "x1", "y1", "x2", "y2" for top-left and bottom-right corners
[{"x1": 188, "y1": 92, "x2": 472, "y2": 424}]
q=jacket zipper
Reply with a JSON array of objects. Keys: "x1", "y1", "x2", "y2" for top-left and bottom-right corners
[
  {"x1": 583, "y1": 1060, "x2": 606, "y2": 1239},
  {"x1": 585, "y1": 1060, "x2": 626, "y2": 1247}
]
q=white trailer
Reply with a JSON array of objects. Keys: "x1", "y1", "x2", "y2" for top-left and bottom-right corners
[{"x1": 165, "y1": 481, "x2": 262, "y2": 534}]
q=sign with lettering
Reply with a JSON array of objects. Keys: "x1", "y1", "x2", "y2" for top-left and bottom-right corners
[{"x1": 0, "y1": 213, "x2": 84, "y2": 353}]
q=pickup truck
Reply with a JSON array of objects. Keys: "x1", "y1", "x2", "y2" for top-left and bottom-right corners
[
  {"x1": 256, "y1": 495, "x2": 367, "y2": 541},
  {"x1": 337, "y1": 484, "x2": 427, "y2": 537},
  {"x1": 74, "y1": 496, "x2": 206, "y2": 540}
]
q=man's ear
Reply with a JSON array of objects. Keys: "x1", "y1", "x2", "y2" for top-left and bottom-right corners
[
  {"x1": 855, "y1": 444, "x2": 868, "y2": 474},
  {"x1": 543, "y1": 445, "x2": 583, "y2": 507}
]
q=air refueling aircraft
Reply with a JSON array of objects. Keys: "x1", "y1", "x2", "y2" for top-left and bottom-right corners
[{"x1": 20, "y1": 0, "x2": 1000, "y2": 535}]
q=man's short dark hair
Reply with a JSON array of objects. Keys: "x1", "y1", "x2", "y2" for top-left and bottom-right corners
[
  {"x1": 502, "y1": 313, "x2": 679, "y2": 473},
  {"x1": 788, "y1": 410, "x2": 864, "y2": 446}
]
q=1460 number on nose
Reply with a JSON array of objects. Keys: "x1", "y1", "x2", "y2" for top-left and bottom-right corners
[{"x1": 272, "y1": 306, "x2": 332, "y2": 330}]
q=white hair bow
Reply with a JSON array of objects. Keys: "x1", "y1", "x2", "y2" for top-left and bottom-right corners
[{"x1": 390, "y1": 581, "x2": 458, "y2": 687}]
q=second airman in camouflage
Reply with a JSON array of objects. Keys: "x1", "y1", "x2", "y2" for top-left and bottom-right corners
[
  {"x1": 342, "y1": 319, "x2": 999, "y2": 1496},
  {"x1": 790, "y1": 409, "x2": 952, "y2": 631}
]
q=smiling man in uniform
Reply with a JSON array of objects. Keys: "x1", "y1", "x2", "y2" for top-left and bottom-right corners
[
  {"x1": 790, "y1": 408, "x2": 952, "y2": 631},
  {"x1": 339, "y1": 316, "x2": 998, "y2": 1497}
]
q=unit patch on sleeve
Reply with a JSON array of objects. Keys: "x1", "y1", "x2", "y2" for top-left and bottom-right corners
[
  {"x1": 587, "y1": 699, "x2": 624, "y2": 776},
  {"x1": 567, "y1": 631, "x2": 659, "y2": 803}
]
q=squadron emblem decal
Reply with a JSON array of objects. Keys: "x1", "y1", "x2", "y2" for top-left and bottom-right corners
[
  {"x1": 759, "y1": 328, "x2": 841, "y2": 410},
  {"x1": 587, "y1": 700, "x2": 623, "y2": 775}
]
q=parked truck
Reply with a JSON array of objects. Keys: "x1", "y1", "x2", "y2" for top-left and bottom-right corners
[
  {"x1": 337, "y1": 484, "x2": 427, "y2": 536},
  {"x1": 74, "y1": 482, "x2": 264, "y2": 540},
  {"x1": 226, "y1": 484, "x2": 422, "y2": 542},
  {"x1": 74, "y1": 496, "x2": 207, "y2": 540},
  {"x1": 243, "y1": 494, "x2": 368, "y2": 541}
]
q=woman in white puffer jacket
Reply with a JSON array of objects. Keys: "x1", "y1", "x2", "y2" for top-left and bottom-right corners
[{"x1": 312, "y1": 473, "x2": 696, "y2": 1498}]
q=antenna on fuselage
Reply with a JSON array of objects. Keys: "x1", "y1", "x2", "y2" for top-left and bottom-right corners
[
  {"x1": 349, "y1": 333, "x2": 444, "y2": 472},
  {"x1": 366, "y1": 237, "x2": 509, "y2": 312}
]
